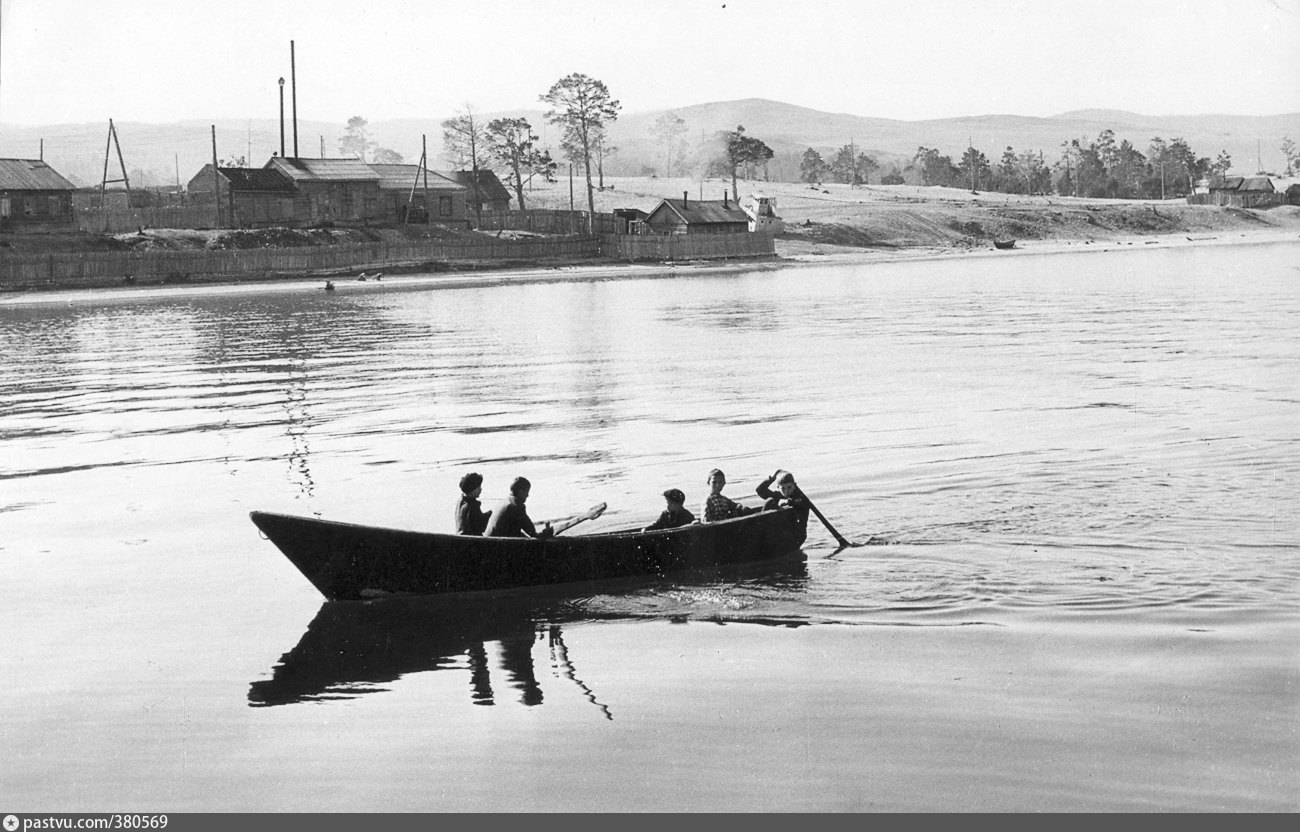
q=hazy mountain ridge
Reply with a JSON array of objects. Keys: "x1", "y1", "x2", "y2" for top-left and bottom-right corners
[{"x1": 3, "y1": 99, "x2": 1296, "y2": 188}]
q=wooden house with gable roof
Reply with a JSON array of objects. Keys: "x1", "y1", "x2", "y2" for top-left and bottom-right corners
[
  {"x1": 642, "y1": 192, "x2": 752, "y2": 235},
  {"x1": 368, "y1": 164, "x2": 471, "y2": 224},
  {"x1": 264, "y1": 157, "x2": 383, "y2": 225},
  {"x1": 186, "y1": 164, "x2": 299, "y2": 227},
  {"x1": 1202, "y1": 175, "x2": 1280, "y2": 208},
  {"x1": 0, "y1": 158, "x2": 77, "y2": 231}
]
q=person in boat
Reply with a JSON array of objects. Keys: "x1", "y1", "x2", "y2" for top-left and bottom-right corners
[
  {"x1": 454, "y1": 472, "x2": 492, "y2": 536},
  {"x1": 756, "y1": 469, "x2": 810, "y2": 512},
  {"x1": 701, "y1": 468, "x2": 760, "y2": 522},
  {"x1": 484, "y1": 476, "x2": 554, "y2": 539},
  {"x1": 643, "y1": 488, "x2": 696, "y2": 531}
]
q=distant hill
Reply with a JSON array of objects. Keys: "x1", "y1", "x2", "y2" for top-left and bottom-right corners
[{"x1": 3, "y1": 99, "x2": 1296, "y2": 188}]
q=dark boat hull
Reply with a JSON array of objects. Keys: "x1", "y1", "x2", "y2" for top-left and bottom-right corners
[
  {"x1": 993, "y1": 239, "x2": 1017, "y2": 249},
  {"x1": 250, "y1": 507, "x2": 810, "y2": 600}
]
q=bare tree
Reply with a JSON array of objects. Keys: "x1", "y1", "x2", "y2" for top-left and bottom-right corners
[{"x1": 442, "y1": 104, "x2": 492, "y2": 225}]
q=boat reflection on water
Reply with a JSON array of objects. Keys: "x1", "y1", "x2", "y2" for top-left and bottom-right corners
[{"x1": 249, "y1": 555, "x2": 810, "y2": 716}]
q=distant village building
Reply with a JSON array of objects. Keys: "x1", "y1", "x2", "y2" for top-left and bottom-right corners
[
  {"x1": 186, "y1": 165, "x2": 299, "y2": 227},
  {"x1": 1286, "y1": 183, "x2": 1300, "y2": 206},
  {"x1": 1199, "y1": 175, "x2": 1281, "y2": 208},
  {"x1": 448, "y1": 169, "x2": 512, "y2": 213},
  {"x1": 264, "y1": 157, "x2": 384, "y2": 225},
  {"x1": 740, "y1": 193, "x2": 785, "y2": 233},
  {"x1": 642, "y1": 193, "x2": 752, "y2": 235},
  {"x1": 369, "y1": 164, "x2": 470, "y2": 224},
  {"x1": 0, "y1": 158, "x2": 77, "y2": 231}
]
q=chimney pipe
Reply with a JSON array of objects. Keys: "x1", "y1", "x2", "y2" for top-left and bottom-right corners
[
  {"x1": 723, "y1": 191, "x2": 728, "y2": 208},
  {"x1": 683, "y1": 190, "x2": 688, "y2": 207}
]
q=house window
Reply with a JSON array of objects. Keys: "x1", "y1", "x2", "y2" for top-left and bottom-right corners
[
  {"x1": 340, "y1": 186, "x2": 354, "y2": 216},
  {"x1": 439, "y1": 196, "x2": 452, "y2": 216},
  {"x1": 364, "y1": 197, "x2": 377, "y2": 218}
]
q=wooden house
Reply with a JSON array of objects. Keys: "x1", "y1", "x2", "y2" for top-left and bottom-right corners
[
  {"x1": 264, "y1": 157, "x2": 383, "y2": 225},
  {"x1": 642, "y1": 193, "x2": 752, "y2": 235},
  {"x1": 369, "y1": 164, "x2": 470, "y2": 224},
  {"x1": 445, "y1": 169, "x2": 512, "y2": 214},
  {"x1": 1203, "y1": 175, "x2": 1280, "y2": 208},
  {"x1": 0, "y1": 159, "x2": 77, "y2": 231},
  {"x1": 187, "y1": 165, "x2": 299, "y2": 227}
]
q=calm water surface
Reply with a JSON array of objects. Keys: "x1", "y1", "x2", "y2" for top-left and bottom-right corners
[{"x1": 2, "y1": 243, "x2": 1298, "y2": 811}]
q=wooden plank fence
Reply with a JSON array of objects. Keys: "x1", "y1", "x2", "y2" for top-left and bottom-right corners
[
  {"x1": 0, "y1": 236, "x2": 601, "y2": 291},
  {"x1": 602, "y1": 233, "x2": 775, "y2": 262},
  {"x1": 477, "y1": 209, "x2": 618, "y2": 235}
]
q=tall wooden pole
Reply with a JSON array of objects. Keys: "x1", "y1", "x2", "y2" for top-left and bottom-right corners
[
  {"x1": 100, "y1": 122, "x2": 113, "y2": 210},
  {"x1": 112, "y1": 121, "x2": 132, "y2": 208},
  {"x1": 290, "y1": 41, "x2": 298, "y2": 158},
  {"x1": 422, "y1": 134, "x2": 429, "y2": 221},
  {"x1": 278, "y1": 78, "x2": 285, "y2": 157},
  {"x1": 211, "y1": 125, "x2": 222, "y2": 228}
]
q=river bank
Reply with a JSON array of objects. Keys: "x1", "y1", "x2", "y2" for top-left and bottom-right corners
[
  {"x1": 4, "y1": 224, "x2": 1297, "y2": 309},
  {"x1": 3, "y1": 178, "x2": 1298, "y2": 302}
]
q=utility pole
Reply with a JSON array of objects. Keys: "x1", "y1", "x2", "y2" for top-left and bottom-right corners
[
  {"x1": 278, "y1": 77, "x2": 285, "y2": 157},
  {"x1": 211, "y1": 125, "x2": 222, "y2": 228},
  {"x1": 290, "y1": 40, "x2": 298, "y2": 158}
]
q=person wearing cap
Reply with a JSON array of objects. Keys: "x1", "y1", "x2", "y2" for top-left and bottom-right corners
[
  {"x1": 756, "y1": 469, "x2": 810, "y2": 511},
  {"x1": 454, "y1": 472, "x2": 492, "y2": 535},
  {"x1": 484, "y1": 476, "x2": 555, "y2": 539},
  {"x1": 643, "y1": 488, "x2": 696, "y2": 531},
  {"x1": 701, "y1": 468, "x2": 760, "y2": 522}
]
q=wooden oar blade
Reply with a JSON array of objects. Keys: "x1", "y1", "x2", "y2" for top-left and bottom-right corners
[{"x1": 552, "y1": 502, "x2": 608, "y2": 535}]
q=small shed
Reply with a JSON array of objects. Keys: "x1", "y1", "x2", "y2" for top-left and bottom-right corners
[
  {"x1": 187, "y1": 165, "x2": 299, "y2": 227},
  {"x1": 612, "y1": 207, "x2": 648, "y2": 234},
  {"x1": 265, "y1": 157, "x2": 383, "y2": 225},
  {"x1": 445, "y1": 169, "x2": 512, "y2": 214},
  {"x1": 0, "y1": 158, "x2": 77, "y2": 231},
  {"x1": 643, "y1": 193, "x2": 752, "y2": 235},
  {"x1": 1286, "y1": 183, "x2": 1300, "y2": 206},
  {"x1": 369, "y1": 164, "x2": 471, "y2": 224}
]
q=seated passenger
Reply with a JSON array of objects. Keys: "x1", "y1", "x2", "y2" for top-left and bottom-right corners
[
  {"x1": 756, "y1": 469, "x2": 810, "y2": 511},
  {"x1": 701, "y1": 468, "x2": 760, "y2": 522},
  {"x1": 454, "y1": 472, "x2": 492, "y2": 536},
  {"x1": 484, "y1": 476, "x2": 555, "y2": 539},
  {"x1": 643, "y1": 488, "x2": 696, "y2": 531}
]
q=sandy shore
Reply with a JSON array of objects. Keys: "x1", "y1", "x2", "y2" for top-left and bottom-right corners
[{"x1": 3, "y1": 223, "x2": 1297, "y2": 309}]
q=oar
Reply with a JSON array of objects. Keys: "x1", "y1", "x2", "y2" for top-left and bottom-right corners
[
  {"x1": 550, "y1": 502, "x2": 608, "y2": 536},
  {"x1": 803, "y1": 494, "x2": 861, "y2": 549}
]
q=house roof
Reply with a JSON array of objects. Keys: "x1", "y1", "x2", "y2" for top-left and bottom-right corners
[
  {"x1": 218, "y1": 167, "x2": 297, "y2": 193},
  {"x1": 1209, "y1": 175, "x2": 1275, "y2": 192},
  {"x1": 444, "y1": 169, "x2": 512, "y2": 204},
  {"x1": 646, "y1": 198, "x2": 751, "y2": 226},
  {"x1": 368, "y1": 164, "x2": 466, "y2": 192},
  {"x1": 1239, "y1": 176, "x2": 1275, "y2": 192},
  {"x1": 267, "y1": 157, "x2": 380, "y2": 181},
  {"x1": 0, "y1": 158, "x2": 77, "y2": 191}
]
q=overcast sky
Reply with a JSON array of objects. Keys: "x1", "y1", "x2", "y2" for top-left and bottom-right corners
[{"x1": 2, "y1": 0, "x2": 1298, "y2": 127}]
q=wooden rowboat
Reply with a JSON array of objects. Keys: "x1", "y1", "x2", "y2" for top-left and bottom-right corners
[
  {"x1": 250, "y1": 506, "x2": 810, "y2": 600},
  {"x1": 992, "y1": 239, "x2": 1017, "y2": 250}
]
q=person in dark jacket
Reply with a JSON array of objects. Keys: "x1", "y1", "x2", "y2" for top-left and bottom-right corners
[
  {"x1": 484, "y1": 476, "x2": 554, "y2": 539},
  {"x1": 756, "y1": 469, "x2": 810, "y2": 511},
  {"x1": 455, "y1": 472, "x2": 492, "y2": 535},
  {"x1": 643, "y1": 488, "x2": 696, "y2": 531}
]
